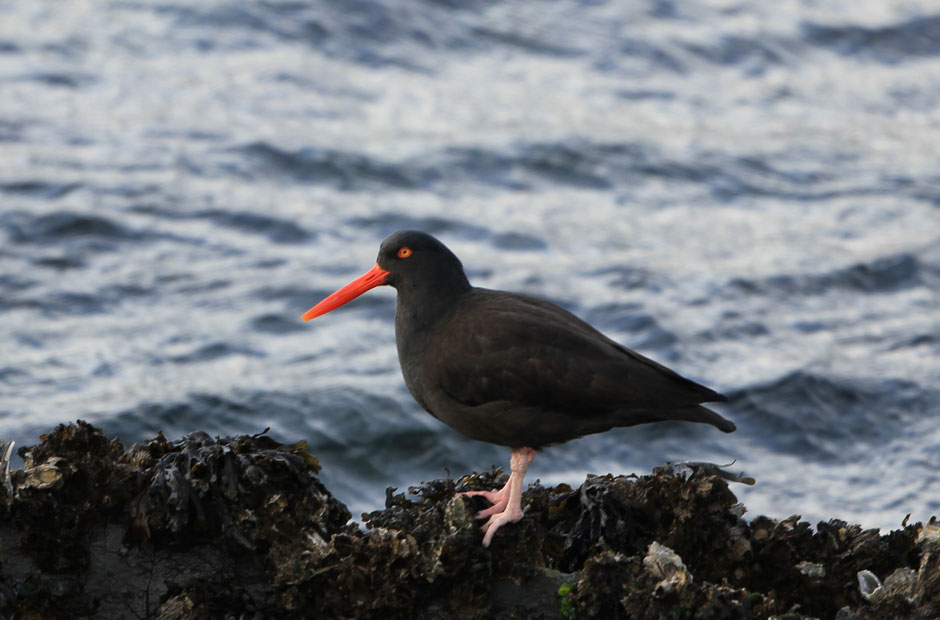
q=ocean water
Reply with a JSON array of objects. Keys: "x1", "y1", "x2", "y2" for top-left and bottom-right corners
[{"x1": 1, "y1": 0, "x2": 938, "y2": 530}]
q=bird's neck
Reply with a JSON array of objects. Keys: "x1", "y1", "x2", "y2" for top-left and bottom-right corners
[
  {"x1": 394, "y1": 281, "x2": 469, "y2": 402},
  {"x1": 394, "y1": 276, "x2": 471, "y2": 336},
  {"x1": 395, "y1": 272, "x2": 473, "y2": 344}
]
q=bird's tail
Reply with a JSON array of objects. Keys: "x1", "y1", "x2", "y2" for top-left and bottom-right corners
[{"x1": 666, "y1": 405, "x2": 736, "y2": 433}]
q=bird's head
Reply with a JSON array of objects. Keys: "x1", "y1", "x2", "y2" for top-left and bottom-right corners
[{"x1": 302, "y1": 230, "x2": 469, "y2": 321}]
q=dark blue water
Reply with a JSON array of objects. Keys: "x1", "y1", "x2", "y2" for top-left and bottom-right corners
[{"x1": 1, "y1": 0, "x2": 938, "y2": 530}]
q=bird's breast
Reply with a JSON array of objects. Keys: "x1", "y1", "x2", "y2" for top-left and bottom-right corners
[{"x1": 394, "y1": 316, "x2": 436, "y2": 413}]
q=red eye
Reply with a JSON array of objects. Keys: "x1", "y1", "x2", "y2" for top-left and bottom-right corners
[{"x1": 397, "y1": 246, "x2": 413, "y2": 258}]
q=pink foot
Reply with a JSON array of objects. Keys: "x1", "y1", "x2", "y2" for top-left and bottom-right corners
[
  {"x1": 460, "y1": 447, "x2": 535, "y2": 547},
  {"x1": 480, "y1": 501, "x2": 525, "y2": 546},
  {"x1": 459, "y1": 483, "x2": 510, "y2": 518}
]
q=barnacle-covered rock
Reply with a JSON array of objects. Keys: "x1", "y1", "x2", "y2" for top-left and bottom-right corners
[
  {"x1": 0, "y1": 422, "x2": 348, "y2": 618},
  {"x1": 0, "y1": 422, "x2": 938, "y2": 619}
]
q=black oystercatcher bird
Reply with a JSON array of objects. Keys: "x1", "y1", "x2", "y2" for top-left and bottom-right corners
[{"x1": 303, "y1": 230, "x2": 734, "y2": 546}]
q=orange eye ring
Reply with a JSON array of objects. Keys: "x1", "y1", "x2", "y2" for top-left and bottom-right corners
[{"x1": 397, "y1": 246, "x2": 413, "y2": 258}]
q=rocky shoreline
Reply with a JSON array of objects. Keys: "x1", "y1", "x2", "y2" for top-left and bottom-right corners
[{"x1": 0, "y1": 421, "x2": 937, "y2": 619}]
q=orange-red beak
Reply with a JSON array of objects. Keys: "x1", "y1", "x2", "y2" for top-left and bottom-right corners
[{"x1": 302, "y1": 263, "x2": 390, "y2": 321}]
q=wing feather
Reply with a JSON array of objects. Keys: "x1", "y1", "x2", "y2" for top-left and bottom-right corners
[{"x1": 427, "y1": 290, "x2": 724, "y2": 417}]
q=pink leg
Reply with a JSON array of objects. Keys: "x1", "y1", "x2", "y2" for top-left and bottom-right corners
[{"x1": 460, "y1": 447, "x2": 535, "y2": 547}]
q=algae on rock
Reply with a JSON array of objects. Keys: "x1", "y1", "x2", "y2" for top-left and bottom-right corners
[{"x1": 0, "y1": 421, "x2": 937, "y2": 619}]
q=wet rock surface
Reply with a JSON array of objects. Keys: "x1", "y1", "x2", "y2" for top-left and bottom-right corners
[{"x1": 0, "y1": 422, "x2": 937, "y2": 619}]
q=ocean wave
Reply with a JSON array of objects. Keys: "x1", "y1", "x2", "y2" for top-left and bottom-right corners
[
  {"x1": 3, "y1": 210, "x2": 145, "y2": 244},
  {"x1": 0, "y1": 182, "x2": 82, "y2": 200},
  {"x1": 731, "y1": 371, "x2": 931, "y2": 460},
  {"x1": 224, "y1": 141, "x2": 426, "y2": 189},
  {"x1": 803, "y1": 14, "x2": 940, "y2": 63},
  {"x1": 725, "y1": 252, "x2": 926, "y2": 297}
]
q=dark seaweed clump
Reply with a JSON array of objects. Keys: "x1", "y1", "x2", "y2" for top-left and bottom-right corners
[{"x1": 0, "y1": 421, "x2": 937, "y2": 619}]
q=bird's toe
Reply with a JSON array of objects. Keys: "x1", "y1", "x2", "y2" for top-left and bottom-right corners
[
  {"x1": 458, "y1": 489, "x2": 503, "y2": 504},
  {"x1": 479, "y1": 506, "x2": 524, "y2": 547},
  {"x1": 474, "y1": 499, "x2": 510, "y2": 519}
]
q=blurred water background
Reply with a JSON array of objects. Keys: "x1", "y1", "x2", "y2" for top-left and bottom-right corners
[{"x1": 1, "y1": 0, "x2": 939, "y2": 530}]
